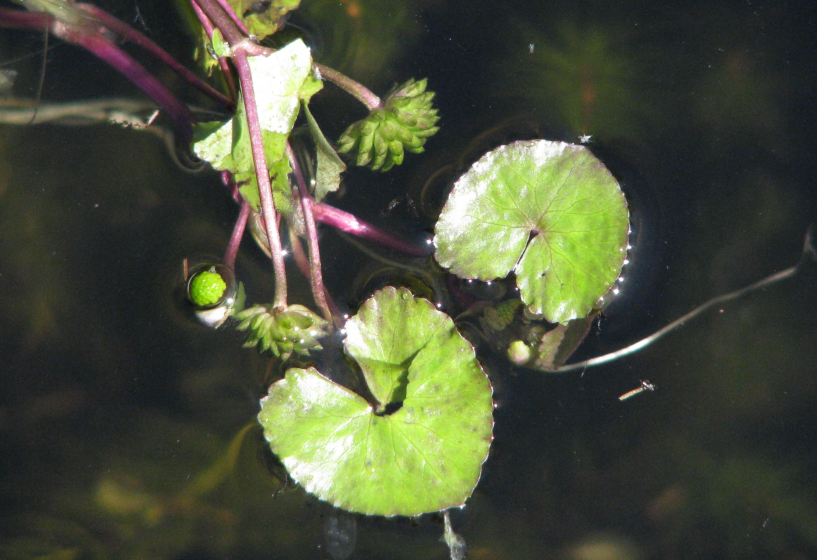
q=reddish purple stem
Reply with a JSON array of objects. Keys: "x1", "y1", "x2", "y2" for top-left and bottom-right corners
[
  {"x1": 312, "y1": 203, "x2": 432, "y2": 257},
  {"x1": 0, "y1": 6, "x2": 195, "y2": 143},
  {"x1": 76, "y1": 3, "x2": 234, "y2": 110},
  {"x1": 314, "y1": 62, "x2": 382, "y2": 110},
  {"x1": 213, "y1": 0, "x2": 248, "y2": 35},
  {"x1": 59, "y1": 26, "x2": 195, "y2": 142},
  {"x1": 189, "y1": 0, "x2": 238, "y2": 100},
  {"x1": 224, "y1": 199, "x2": 250, "y2": 270},
  {"x1": 192, "y1": 0, "x2": 287, "y2": 308},
  {"x1": 288, "y1": 143, "x2": 332, "y2": 322}
]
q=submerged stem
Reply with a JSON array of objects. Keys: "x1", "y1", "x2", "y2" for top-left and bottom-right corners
[
  {"x1": 0, "y1": 4, "x2": 196, "y2": 142},
  {"x1": 61, "y1": 27, "x2": 195, "y2": 143},
  {"x1": 76, "y1": 3, "x2": 234, "y2": 109}
]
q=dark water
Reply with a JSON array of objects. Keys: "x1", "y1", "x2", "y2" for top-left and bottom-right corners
[{"x1": 2, "y1": 0, "x2": 817, "y2": 558}]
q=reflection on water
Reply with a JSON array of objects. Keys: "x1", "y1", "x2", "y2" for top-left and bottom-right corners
[
  {"x1": 322, "y1": 508, "x2": 358, "y2": 560},
  {"x1": 2, "y1": 0, "x2": 817, "y2": 558}
]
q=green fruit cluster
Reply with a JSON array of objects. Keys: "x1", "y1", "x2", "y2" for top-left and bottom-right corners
[
  {"x1": 188, "y1": 269, "x2": 227, "y2": 307},
  {"x1": 337, "y1": 78, "x2": 440, "y2": 171},
  {"x1": 235, "y1": 304, "x2": 328, "y2": 359}
]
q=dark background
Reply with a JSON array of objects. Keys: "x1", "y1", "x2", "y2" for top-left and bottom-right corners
[{"x1": 1, "y1": 0, "x2": 816, "y2": 558}]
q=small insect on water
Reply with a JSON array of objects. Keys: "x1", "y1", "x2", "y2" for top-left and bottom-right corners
[{"x1": 619, "y1": 380, "x2": 656, "y2": 401}]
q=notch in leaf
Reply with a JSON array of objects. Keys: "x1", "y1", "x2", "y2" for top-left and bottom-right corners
[
  {"x1": 257, "y1": 287, "x2": 493, "y2": 516},
  {"x1": 434, "y1": 140, "x2": 629, "y2": 324}
]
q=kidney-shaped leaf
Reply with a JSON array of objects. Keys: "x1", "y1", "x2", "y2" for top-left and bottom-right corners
[
  {"x1": 434, "y1": 140, "x2": 629, "y2": 323},
  {"x1": 258, "y1": 287, "x2": 493, "y2": 516}
]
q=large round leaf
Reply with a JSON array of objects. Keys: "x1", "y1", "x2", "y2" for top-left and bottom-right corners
[
  {"x1": 258, "y1": 287, "x2": 493, "y2": 516},
  {"x1": 434, "y1": 140, "x2": 629, "y2": 323}
]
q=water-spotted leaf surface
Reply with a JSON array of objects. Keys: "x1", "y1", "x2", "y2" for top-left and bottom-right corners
[
  {"x1": 434, "y1": 140, "x2": 629, "y2": 323},
  {"x1": 258, "y1": 287, "x2": 493, "y2": 516}
]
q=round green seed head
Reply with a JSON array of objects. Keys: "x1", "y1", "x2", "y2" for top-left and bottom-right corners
[{"x1": 189, "y1": 270, "x2": 227, "y2": 307}]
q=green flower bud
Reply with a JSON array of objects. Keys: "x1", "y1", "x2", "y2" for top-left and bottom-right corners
[
  {"x1": 236, "y1": 304, "x2": 329, "y2": 360},
  {"x1": 337, "y1": 78, "x2": 441, "y2": 172}
]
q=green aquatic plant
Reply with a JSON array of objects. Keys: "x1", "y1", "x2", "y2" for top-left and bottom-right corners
[
  {"x1": 2, "y1": 2, "x2": 813, "y2": 557},
  {"x1": 434, "y1": 139, "x2": 629, "y2": 323},
  {"x1": 258, "y1": 287, "x2": 493, "y2": 516}
]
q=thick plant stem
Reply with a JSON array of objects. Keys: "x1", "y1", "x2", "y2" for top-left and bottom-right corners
[
  {"x1": 312, "y1": 203, "x2": 431, "y2": 257},
  {"x1": 0, "y1": 6, "x2": 195, "y2": 142},
  {"x1": 60, "y1": 27, "x2": 195, "y2": 143},
  {"x1": 224, "y1": 200, "x2": 250, "y2": 270},
  {"x1": 76, "y1": 3, "x2": 234, "y2": 109},
  {"x1": 191, "y1": 0, "x2": 265, "y2": 54},
  {"x1": 233, "y1": 51, "x2": 288, "y2": 309},
  {"x1": 289, "y1": 231, "x2": 341, "y2": 321},
  {"x1": 192, "y1": 0, "x2": 287, "y2": 309},
  {"x1": 314, "y1": 63, "x2": 382, "y2": 110},
  {"x1": 288, "y1": 143, "x2": 332, "y2": 322},
  {"x1": 213, "y1": 0, "x2": 248, "y2": 35}
]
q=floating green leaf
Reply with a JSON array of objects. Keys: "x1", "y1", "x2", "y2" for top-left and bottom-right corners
[
  {"x1": 258, "y1": 287, "x2": 493, "y2": 516},
  {"x1": 434, "y1": 140, "x2": 629, "y2": 324}
]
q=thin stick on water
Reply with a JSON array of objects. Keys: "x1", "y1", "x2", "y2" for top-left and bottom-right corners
[
  {"x1": 26, "y1": 26, "x2": 47, "y2": 124},
  {"x1": 556, "y1": 227, "x2": 817, "y2": 373}
]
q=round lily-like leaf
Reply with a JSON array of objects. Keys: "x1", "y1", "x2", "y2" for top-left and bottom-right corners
[
  {"x1": 258, "y1": 287, "x2": 493, "y2": 516},
  {"x1": 434, "y1": 140, "x2": 629, "y2": 324}
]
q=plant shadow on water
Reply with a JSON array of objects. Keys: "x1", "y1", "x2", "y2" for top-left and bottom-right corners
[{"x1": 2, "y1": 0, "x2": 817, "y2": 559}]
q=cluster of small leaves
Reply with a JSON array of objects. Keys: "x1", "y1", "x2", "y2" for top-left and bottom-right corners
[
  {"x1": 235, "y1": 304, "x2": 329, "y2": 359},
  {"x1": 480, "y1": 299, "x2": 523, "y2": 333},
  {"x1": 337, "y1": 79, "x2": 440, "y2": 171}
]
